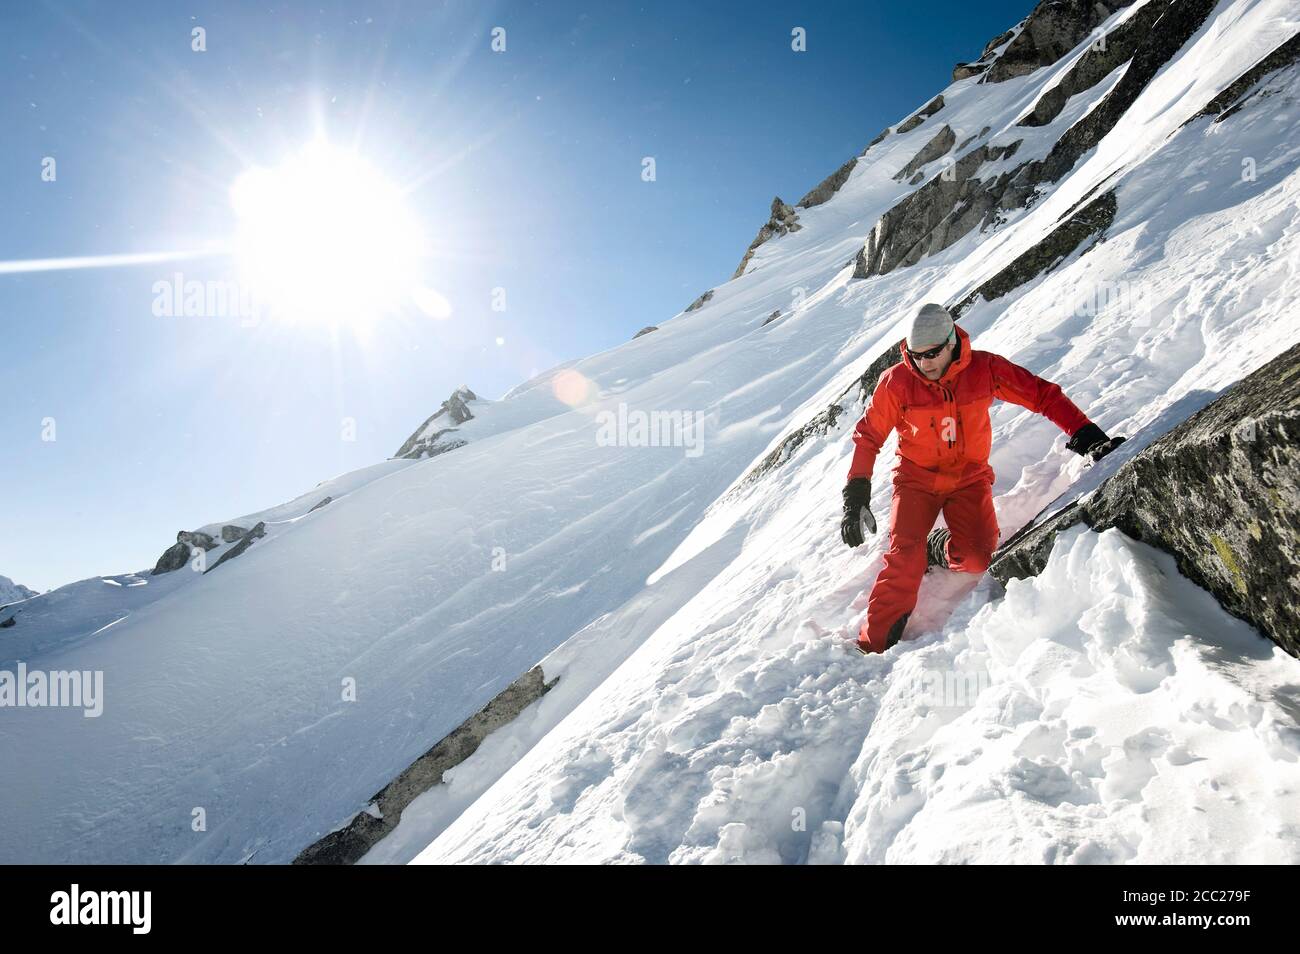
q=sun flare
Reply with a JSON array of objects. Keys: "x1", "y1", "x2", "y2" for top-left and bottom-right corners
[{"x1": 230, "y1": 140, "x2": 426, "y2": 323}]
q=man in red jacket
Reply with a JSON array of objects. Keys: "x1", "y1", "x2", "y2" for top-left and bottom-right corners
[{"x1": 840, "y1": 303, "x2": 1123, "y2": 654}]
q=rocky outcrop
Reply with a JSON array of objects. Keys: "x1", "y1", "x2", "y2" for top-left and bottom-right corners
[
  {"x1": 394, "y1": 386, "x2": 477, "y2": 460},
  {"x1": 0, "y1": 575, "x2": 37, "y2": 607},
  {"x1": 984, "y1": 0, "x2": 1134, "y2": 83},
  {"x1": 293, "y1": 665, "x2": 558, "y2": 864},
  {"x1": 632, "y1": 325, "x2": 658, "y2": 339},
  {"x1": 854, "y1": 0, "x2": 1215, "y2": 281},
  {"x1": 307, "y1": 496, "x2": 332, "y2": 513},
  {"x1": 990, "y1": 340, "x2": 1300, "y2": 658},
  {"x1": 204, "y1": 522, "x2": 266, "y2": 575},
  {"x1": 896, "y1": 95, "x2": 945, "y2": 134},
  {"x1": 685, "y1": 289, "x2": 714, "y2": 312},
  {"x1": 895, "y1": 125, "x2": 957, "y2": 182},
  {"x1": 952, "y1": 61, "x2": 991, "y2": 81},
  {"x1": 951, "y1": 190, "x2": 1116, "y2": 317},
  {"x1": 1188, "y1": 31, "x2": 1300, "y2": 124},
  {"x1": 1017, "y1": 0, "x2": 1170, "y2": 127},
  {"x1": 733, "y1": 197, "x2": 802, "y2": 278},
  {"x1": 151, "y1": 530, "x2": 220, "y2": 575},
  {"x1": 762, "y1": 310, "x2": 781, "y2": 326},
  {"x1": 854, "y1": 139, "x2": 1022, "y2": 278},
  {"x1": 220, "y1": 524, "x2": 247, "y2": 543},
  {"x1": 798, "y1": 157, "x2": 858, "y2": 209}
]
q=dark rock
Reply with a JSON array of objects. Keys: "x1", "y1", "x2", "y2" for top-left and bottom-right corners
[
  {"x1": 895, "y1": 125, "x2": 957, "y2": 182},
  {"x1": 733, "y1": 197, "x2": 802, "y2": 279},
  {"x1": 1, "y1": 615, "x2": 15, "y2": 628},
  {"x1": 1187, "y1": 31, "x2": 1300, "y2": 125},
  {"x1": 990, "y1": 341, "x2": 1300, "y2": 658},
  {"x1": 685, "y1": 289, "x2": 714, "y2": 312},
  {"x1": 952, "y1": 190, "x2": 1117, "y2": 317},
  {"x1": 854, "y1": 139, "x2": 1022, "y2": 279},
  {"x1": 178, "y1": 530, "x2": 218, "y2": 551},
  {"x1": 798, "y1": 157, "x2": 858, "y2": 209},
  {"x1": 293, "y1": 665, "x2": 558, "y2": 864},
  {"x1": 984, "y1": 0, "x2": 1135, "y2": 83},
  {"x1": 394, "y1": 386, "x2": 477, "y2": 460},
  {"x1": 204, "y1": 522, "x2": 266, "y2": 575},
  {"x1": 762, "y1": 310, "x2": 782, "y2": 326},
  {"x1": 632, "y1": 325, "x2": 658, "y2": 339},
  {"x1": 151, "y1": 530, "x2": 219, "y2": 575},
  {"x1": 863, "y1": 128, "x2": 891, "y2": 153},
  {"x1": 855, "y1": 0, "x2": 1214, "y2": 281},
  {"x1": 896, "y1": 95, "x2": 945, "y2": 134},
  {"x1": 220, "y1": 524, "x2": 248, "y2": 543},
  {"x1": 953, "y1": 61, "x2": 991, "y2": 81},
  {"x1": 1017, "y1": 0, "x2": 1169, "y2": 127},
  {"x1": 307, "y1": 496, "x2": 332, "y2": 513}
]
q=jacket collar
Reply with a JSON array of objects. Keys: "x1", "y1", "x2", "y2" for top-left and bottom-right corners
[{"x1": 901, "y1": 323, "x2": 972, "y2": 388}]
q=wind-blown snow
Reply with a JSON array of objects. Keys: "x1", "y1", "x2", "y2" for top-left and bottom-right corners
[{"x1": 1, "y1": 0, "x2": 1297, "y2": 864}]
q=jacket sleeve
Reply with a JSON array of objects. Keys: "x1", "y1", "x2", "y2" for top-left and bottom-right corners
[
  {"x1": 847, "y1": 373, "x2": 902, "y2": 481},
  {"x1": 989, "y1": 353, "x2": 1090, "y2": 437}
]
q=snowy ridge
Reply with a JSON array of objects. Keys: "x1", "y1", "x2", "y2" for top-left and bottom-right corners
[{"x1": 1, "y1": 0, "x2": 1297, "y2": 864}]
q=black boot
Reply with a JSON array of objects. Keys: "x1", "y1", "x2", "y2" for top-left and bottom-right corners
[
  {"x1": 926, "y1": 527, "x2": 950, "y2": 570},
  {"x1": 885, "y1": 612, "x2": 910, "y2": 649}
]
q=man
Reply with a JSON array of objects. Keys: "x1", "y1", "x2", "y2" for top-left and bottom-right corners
[{"x1": 840, "y1": 303, "x2": 1124, "y2": 654}]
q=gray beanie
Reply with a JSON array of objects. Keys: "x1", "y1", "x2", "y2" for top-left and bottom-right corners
[{"x1": 907, "y1": 302, "x2": 955, "y2": 350}]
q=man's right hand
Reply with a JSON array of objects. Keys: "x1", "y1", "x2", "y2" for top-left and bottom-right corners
[{"x1": 840, "y1": 477, "x2": 876, "y2": 547}]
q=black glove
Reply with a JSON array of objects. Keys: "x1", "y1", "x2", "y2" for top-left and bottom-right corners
[
  {"x1": 1066, "y1": 422, "x2": 1126, "y2": 462},
  {"x1": 840, "y1": 478, "x2": 876, "y2": 547}
]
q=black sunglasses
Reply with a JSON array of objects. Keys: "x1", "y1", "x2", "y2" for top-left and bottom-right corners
[{"x1": 906, "y1": 331, "x2": 954, "y2": 361}]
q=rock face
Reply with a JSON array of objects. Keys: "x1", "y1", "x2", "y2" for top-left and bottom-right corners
[
  {"x1": 894, "y1": 124, "x2": 957, "y2": 182},
  {"x1": 204, "y1": 522, "x2": 266, "y2": 575},
  {"x1": 394, "y1": 386, "x2": 477, "y2": 461},
  {"x1": 1016, "y1": 0, "x2": 1168, "y2": 127},
  {"x1": 952, "y1": 190, "x2": 1117, "y2": 317},
  {"x1": 895, "y1": 95, "x2": 945, "y2": 134},
  {"x1": 952, "y1": 61, "x2": 991, "y2": 81},
  {"x1": 798, "y1": 157, "x2": 858, "y2": 209},
  {"x1": 632, "y1": 325, "x2": 658, "y2": 339},
  {"x1": 733, "y1": 197, "x2": 802, "y2": 279},
  {"x1": 151, "y1": 530, "x2": 220, "y2": 576},
  {"x1": 984, "y1": 0, "x2": 1134, "y2": 83},
  {"x1": 990, "y1": 341, "x2": 1300, "y2": 658},
  {"x1": 1189, "y1": 31, "x2": 1300, "y2": 124},
  {"x1": 854, "y1": 139, "x2": 1023, "y2": 278},
  {"x1": 854, "y1": 0, "x2": 1217, "y2": 281},
  {"x1": 685, "y1": 289, "x2": 714, "y2": 312},
  {"x1": 220, "y1": 524, "x2": 247, "y2": 543},
  {"x1": 293, "y1": 665, "x2": 558, "y2": 864}
]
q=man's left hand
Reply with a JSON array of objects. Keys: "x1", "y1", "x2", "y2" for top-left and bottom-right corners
[{"x1": 1067, "y1": 422, "x2": 1127, "y2": 462}]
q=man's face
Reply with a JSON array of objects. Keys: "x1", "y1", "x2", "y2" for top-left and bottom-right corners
[{"x1": 909, "y1": 333, "x2": 955, "y2": 381}]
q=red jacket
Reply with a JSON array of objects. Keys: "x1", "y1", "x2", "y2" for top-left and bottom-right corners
[{"x1": 848, "y1": 325, "x2": 1090, "y2": 493}]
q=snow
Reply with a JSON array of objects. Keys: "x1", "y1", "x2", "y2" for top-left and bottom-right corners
[{"x1": 2, "y1": 0, "x2": 1297, "y2": 864}]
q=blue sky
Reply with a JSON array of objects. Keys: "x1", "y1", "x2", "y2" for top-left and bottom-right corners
[{"x1": 1, "y1": 0, "x2": 1033, "y2": 591}]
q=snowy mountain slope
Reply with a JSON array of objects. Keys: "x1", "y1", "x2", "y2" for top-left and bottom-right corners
[
  {"x1": 3, "y1": 0, "x2": 1297, "y2": 865},
  {"x1": 0, "y1": 457, "x2": 415, "y2": 667},
  {"x1": 409, "y1": 0, "x2": 1300, "y2": 862}
]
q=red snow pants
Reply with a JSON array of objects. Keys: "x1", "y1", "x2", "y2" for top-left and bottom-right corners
[{"x1": 858, "y1": 467, "x2": 1000, "y2": 653}]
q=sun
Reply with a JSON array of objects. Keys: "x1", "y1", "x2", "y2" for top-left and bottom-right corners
[{"x1": 230, "y1": 140, "x2": 426, "y2": 323}]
